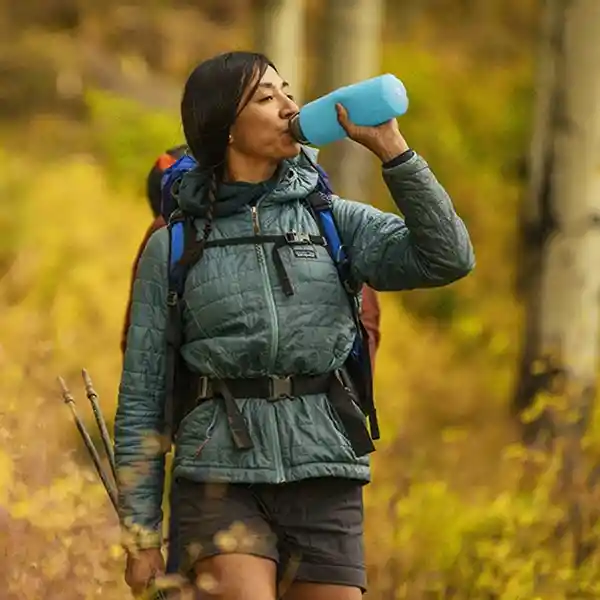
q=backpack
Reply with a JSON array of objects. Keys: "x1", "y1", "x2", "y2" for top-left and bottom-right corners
[
  {"x1": 146, "y1": 145, "x2": 188, "y2": 218},
  {"x1": 160, "y1": 151, "x2": 380, "y2": 452}
]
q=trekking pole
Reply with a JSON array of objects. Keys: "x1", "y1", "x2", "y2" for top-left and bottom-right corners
[
  {"x1": 145, "y1": 576, "x2": 185, "y2": 600},
  {"x1": 58, "y1": 376, "x2": 119, "y2": 513},
  {"x1": 58, "y1": 376, "x2": 172, "y2": 600},
  {"x1": 82, "y1": 368, "x2": 118, "y2": 483}
]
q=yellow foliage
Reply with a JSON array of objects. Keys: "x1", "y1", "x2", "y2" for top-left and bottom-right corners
[
  {"x1": 2, "y1": 23, "x2": 600, "y2": 600},
  {"x1": 0, "y1": 150, "x2": 149, "y2": 599},
  {"x1": 0, "y1": 450, "x2": 14, "y2": 506}
]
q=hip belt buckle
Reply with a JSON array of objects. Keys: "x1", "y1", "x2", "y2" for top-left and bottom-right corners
[{"x1": 269, "y1": 376, "x2": 292, "y2": 400}]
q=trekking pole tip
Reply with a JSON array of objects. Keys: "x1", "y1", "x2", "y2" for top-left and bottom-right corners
[
  {"x1": 81, "y1": 368, "x2": 98, "y2": 397},
  {"x1": 58, "y1": 376, "x2": 74, "y2": 404}
]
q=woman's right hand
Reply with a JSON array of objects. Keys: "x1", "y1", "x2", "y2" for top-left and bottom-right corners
[
  {"x1": 125, "y1": 547, "x2": 165, "y2": 596},
  {"x1": 335, "y1": 102, "x2": 410, "y2": 163}
]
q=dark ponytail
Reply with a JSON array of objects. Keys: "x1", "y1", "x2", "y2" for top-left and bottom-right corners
[
  {"x1": 177, "y1": 51, "x2": 274, "y2": 267},
  {"x1": 178, "y1": 169, "x2": 218, "y2": 267}
]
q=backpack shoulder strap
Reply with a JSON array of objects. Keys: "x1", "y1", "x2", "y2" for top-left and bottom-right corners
[
  {"x1": 167, "y1": 213, "x2": 186, "y2": 294},
  {"x1": 308, "y1": 192, "x2": 343, "y2": 254},
  {"x1": 307, "y1": 184, "x2": 359, "y2": 296},
  {"x1": 306, "y1": 178, "x2": 380, "y2": 442},
  {"x1": 163, "y1": 211, "x2": 194, "y2": 442}
]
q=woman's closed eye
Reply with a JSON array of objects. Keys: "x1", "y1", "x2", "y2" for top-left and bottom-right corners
[{"x1": 258, "y1": 94, "x2": 295, "y2": 103}]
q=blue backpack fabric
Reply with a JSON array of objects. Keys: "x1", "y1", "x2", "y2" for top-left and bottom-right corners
[{"x1": 160, "y1": 153, "x2": 198, "y2": 223}]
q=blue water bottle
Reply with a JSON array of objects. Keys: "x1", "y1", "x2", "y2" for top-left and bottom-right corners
[{"x1": 288, "y1": 73, "x2": 409, "y2": 147}]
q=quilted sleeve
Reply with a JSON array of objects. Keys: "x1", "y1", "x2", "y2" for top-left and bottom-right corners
[
  {"x1": 332, "y1": 152, "x2": 475, "y2": 291},
  {"x1": 113, "y1": 227, "x2": 170, "y2": 548},
  {"x1": 120, "y1": 216, "x2": 167, "y2": 355}
]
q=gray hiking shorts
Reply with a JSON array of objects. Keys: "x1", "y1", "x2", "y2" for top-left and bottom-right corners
[{"x1": 173, "y1": 475, "x2": 367, "y2": 592}]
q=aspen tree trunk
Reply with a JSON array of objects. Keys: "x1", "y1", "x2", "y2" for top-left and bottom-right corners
[
  {"x1": 514, "y1": 0, "x2": 600, "y2": 450},
  {"x1": 253, "y1": 0, "x2": 305, "y2": 103},
  {"x1": 316, "y1": 0, "x2": 384, "y2": 198}
]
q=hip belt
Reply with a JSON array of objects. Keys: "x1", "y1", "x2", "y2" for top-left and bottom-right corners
[{"x1": 185, "y1": 371, "x2": 375, "y2": 457}]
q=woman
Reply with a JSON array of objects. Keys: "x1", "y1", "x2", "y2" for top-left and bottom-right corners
[
  {"x1": 115, "y1": 51, "x2": 474, "y2": 600},
  {"x1": 119, "y1": 145, "x2": 382, "y2": 581}
]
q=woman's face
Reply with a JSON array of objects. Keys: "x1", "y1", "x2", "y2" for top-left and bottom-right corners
[{"x1": 228, "y1": 66, "x2": 301, "y2": 164}]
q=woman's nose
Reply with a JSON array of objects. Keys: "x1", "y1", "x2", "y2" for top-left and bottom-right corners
[{"x1": 280, "y1": 97, "x2": 299, "y2": 119}]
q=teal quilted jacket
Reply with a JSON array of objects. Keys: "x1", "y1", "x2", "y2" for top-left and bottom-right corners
[{"x1": 114, "y1": 148, "x2": 474, "y2": 545}]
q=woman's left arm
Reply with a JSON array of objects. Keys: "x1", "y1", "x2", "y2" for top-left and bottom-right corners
[{"x1": 331, "y1": 104, "x2": 475, "y2": 291}]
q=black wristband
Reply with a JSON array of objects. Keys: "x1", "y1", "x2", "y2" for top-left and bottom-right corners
[{"x1": 383, "y1": 149, "x2": 415, "y2": 169}]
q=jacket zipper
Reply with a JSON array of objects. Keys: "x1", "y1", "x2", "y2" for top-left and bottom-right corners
[
  {"x1": 250, "y1": 204, "x2": 279, "y2": 369},
  {"x1": 250, "y1": 202, "x2": 285, "y2": 482},
  {"x1": 250, "y1": 205, "x2": 260, "y2": 235}
]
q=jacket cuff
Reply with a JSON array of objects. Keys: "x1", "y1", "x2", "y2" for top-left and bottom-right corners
[
  {"x1": 120, "y1": 522, "x2": 163, "y2": 552},
  {"x1": 382, "y1": 152, "x2": 428, "y2": 180},
  {"x1": 382, "y1": 149, "x2": 415, "y2": 169}
]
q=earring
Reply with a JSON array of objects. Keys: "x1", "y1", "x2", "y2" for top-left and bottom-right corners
[{"x1": 228, "y1": 134, "x2": 233, "y2": 144}]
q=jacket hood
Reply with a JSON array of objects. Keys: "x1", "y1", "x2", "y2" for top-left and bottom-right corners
[{"x1": 177, "y1": 146, "x2": 320, "y2": 218}]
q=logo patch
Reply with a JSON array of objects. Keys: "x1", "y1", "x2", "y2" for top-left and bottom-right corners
[
  {"x1": 286, "y1": 230, "x2": 318, "y2": 259},
  {"x1": 292, "y1": 246, "x2": 317, "y2": 259}
]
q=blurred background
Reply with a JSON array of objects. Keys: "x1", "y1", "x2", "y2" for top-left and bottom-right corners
[{"x1": 2, "y1": 0, "x2": 600, "y2": 598}]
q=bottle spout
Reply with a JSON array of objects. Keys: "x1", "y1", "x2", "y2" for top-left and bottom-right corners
[{"x1": 288, "y1": 113, "x2": 309, "y2": 144}]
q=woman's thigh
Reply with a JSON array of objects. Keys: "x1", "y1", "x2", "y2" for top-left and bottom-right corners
[
  {"x1": 194, "y1": 554, "x2": 277, "y2": 600},
  {"x1": 174, "y1": 477, "x2": 279, "y2": 599}
]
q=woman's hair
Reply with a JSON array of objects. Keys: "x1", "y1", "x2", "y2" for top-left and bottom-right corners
[{"x1": 178, "y1": 51, "x2": 275, "y2": 266}]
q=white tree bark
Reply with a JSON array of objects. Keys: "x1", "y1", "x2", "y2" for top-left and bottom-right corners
[
  {"x1": 253, "y1": 0, "x2": 305, "y2": 103},
  {"x1": 515, "y1": 0, "x2": 600, "y2": 442},
  {"x1": 316, "y1": 0, "x2": 384, "y2": 199},
  {"x1": 539, "y1": 0, "x2": 600, "y2": 384}
]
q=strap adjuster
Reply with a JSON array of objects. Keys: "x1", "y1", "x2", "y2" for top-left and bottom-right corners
[
  {"x1": 197, "y1": 376, "x2": 210, "y2": 399},
  {"x1": 285, "y1": 230, "x2": 311, "y2": 245},
  {"x1": 269, "y1": 376, "x2": 292, "y2": 400},
  {"x1": 167, "y1": 291, "x2": 178, "y2": 307}
]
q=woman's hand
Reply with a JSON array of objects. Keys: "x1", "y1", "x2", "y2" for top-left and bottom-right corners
[
  {"x1": 335, "y1": 103, "x2": 410, "y2": 163},
  {"x1": 125, "y1": 547, "x2": 165, "y2": 597}
]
